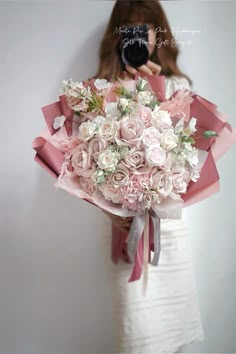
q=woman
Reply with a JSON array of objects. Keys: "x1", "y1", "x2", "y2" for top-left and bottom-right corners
[{"x1": 93, "y1": 1, "x2": 204, "y2": 353}]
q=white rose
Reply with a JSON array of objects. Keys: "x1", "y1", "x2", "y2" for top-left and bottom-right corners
[
  {"x1": 78, "y1": 121, "x2": 97, "y2": 141},
  {"x1": 97, "y1": 150, "x2": 119, "y2": 171},
  {"x1": 145, "y1": 145, "x2": 166, "y2": 167},
  {"x1": 139, "y1": 190, "x2": 160, "y2": 209},
  {"x1": 98, "y1": 119, "x2": 116, "y2": 141},
  {"x1": 136, "y1": 91, "x2": 153, "y2": 105},
  {"x1": 142, "y1": 126, "x2": 161, "y2": 147},
  {"x1": 119, "y1": 98, "x2": 129, "y2": 109},
  {"x1": 105, "y1": 102, "x2": 119, "y2": 120},
  {"x1": 151, "y1": 109, "x2": 173, "y2": 131},
  {"x1": 161, "y1": 129, "x2": 178, "y2": 151},
  {"x1": 172, "y1": 168, "x2": 191, "y2": 194},
  {"x1": 93, "y1": 115, "x2": 106, "y2": 125},
  {"x1": 187, "y1": 148, "x2": 199, "y2": 167}
]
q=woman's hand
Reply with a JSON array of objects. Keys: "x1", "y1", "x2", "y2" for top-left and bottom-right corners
[
  {"x1": 102, "y1": 210, "x2": 133, "y2": 235},
  {"x1": 125, "y1": 59, "x2": 162, "y2": 78}
]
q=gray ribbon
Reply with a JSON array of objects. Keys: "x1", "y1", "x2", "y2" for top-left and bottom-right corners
[
  {"x1": 127, "y1": 209, "x2": 161, "y2": 267},
  {"x1": 149, "y1": 209, "x2": 161, "y2": 266}
]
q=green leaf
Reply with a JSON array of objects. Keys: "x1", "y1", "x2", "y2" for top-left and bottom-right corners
[
  {"x1": 203, "y1": 130, "x2": 219, "y2": 138},
  {"x1": 181, "y1": 136, "x2": 195, "y2": 144},
  {"x1": 148, "y1": 99, "x2": 160, "y2": 110}
]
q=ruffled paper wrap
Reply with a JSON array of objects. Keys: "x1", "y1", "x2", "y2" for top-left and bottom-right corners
[{"x1": 32, "y1": 73, "x2": 236, "y2": 295}]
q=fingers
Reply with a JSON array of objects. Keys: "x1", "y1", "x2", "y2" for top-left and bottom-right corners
[
  {"x1": 146, "y1": 60, "x2": 162, "y2": 75},
  {"x1": 136, "y1": 63, "x2": 153, "y2": 76},
  {"x1": 124, "y1": 65, "x2": 137, "y2": 79},
  {"x1": 104, "y1": 212, "x2": 133, "y2": 233},
  {"x1": 125, "y1": 60, "x2": 162, "y2": 78},
  {"x1": 103, "y1": 211, "x2": 133, "y2": 229}
]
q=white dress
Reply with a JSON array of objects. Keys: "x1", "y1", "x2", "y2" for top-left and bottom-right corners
[{"x1": 100, "y1": 75, "x2": 205, "y2": 354}]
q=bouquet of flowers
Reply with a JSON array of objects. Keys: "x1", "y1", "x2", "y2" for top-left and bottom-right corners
[{"x1": 32, "y1": 73, "x2": 236, "y2": 294}]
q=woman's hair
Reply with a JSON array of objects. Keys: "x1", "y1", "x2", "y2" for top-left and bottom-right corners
[{"x1": 92, "y1": 0, "x2": 192, "y2": 87}]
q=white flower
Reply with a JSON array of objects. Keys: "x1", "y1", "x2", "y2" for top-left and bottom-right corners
[
  {"x1": 105, "y1": 102, "x2": 119, "y2": 120},
  {"x1": 182, "y1": 117, "x2": 197, "y2": 136},
  {"x1": 53, "y1": 115, "x2": 66, "y2": 130},
  {"x1": 78, "y1": 121, "x2": 97, "y2": 141},
  {"x1": 139, "y1": 190, "x2": 160, "y2": 209},
  {"x1": 94, "y1": 115, "x2": 106, "y2": 125},
  {"x1": 118, "y1": 98, "x2": 129, "y2": 109},
  {"x1": 136, "y1": 91, "x2": 153, "y2": 105},
  {"x1": 161, "y1": 129, "x2": 178, "y2": 151},
  {"x1": 136, "y1": 76, "x2": 148, "y2": 91},
  {"x1": 94, "y1": 78, "x2": 112, "y2": 90},
  {"x1": 97, "y1": 150, "x2": 119, "y2": 171},
  {"x1": 98, "y1": 119, "x2": 116, "y2": 141},
  {"x1": 145, "y1": 145, "x2": 166, "y2": 167},
  {"x1": 174, "y1": 117, "x2": 185, "y2": 135},
  {"x1": 142, "y1": 127, "x2": 161, "y2": 147},
  {"x1": 70, "y1": 81, "x2": 84, "y2": 90},
  {"x1": 187, "y1": 148, "x2": 199, "y2": 167},
  {"x1": 151, "y1": 109, "x2": 173, "y2": 131},
  {"x1": 182, "y1": 142, "x2": 193, "y2": 152},
  {"x1": 62, "y1": 78, "x2": 72, "y2": 85},
  {"x1": 191, "y1": 169, "x2": 200, "y2": 182}
]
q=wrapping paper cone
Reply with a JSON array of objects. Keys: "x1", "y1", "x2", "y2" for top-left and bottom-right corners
[{"x1": 31, "y1": 74, "x2": 236, "y2": 286}]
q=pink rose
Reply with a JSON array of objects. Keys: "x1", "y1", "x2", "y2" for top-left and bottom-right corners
[
  {"x1": 145, "y1": 145, "x2": 166, "y2": 167},
  {"x1": 142, "y1": 127, "x2": 161, "y2": 147},
  {"x1": 122, "y1": 147, "x2": 145, "y2": 170},
  {"x1": 88, "y1": 138, "x2": 108, "y2": 162},
  {"x1": 151, "y1": 170, "x2": 173, "y2": 198},
  {"x1": 160, "y1": 152, "x2": 174, "y2": 172},
  {"x1": 71, "y1": 142, "x2": 95, "y2": 177},
  {"x1": 79, "y1": 176, "x2": 96, "y2": 196},
  {"x1": 137, "y1": 105, "x2": 152, "y2": 127},
  {"x1": 98, "y1": 119, "x2": 116, "y2": 141},
  {"x1": 115, "y1": 117, "x2": 144, "y2": 147},
  {"x1": 98, "y1": 184, "x2": 123, "y2": 204},
  {"x1": 139, "y1": 190, "x2": 160, "y2": 209},
  {"x1": 111, "y1": 165, "x2": 129, "y2": 187},
  {"x1": 172, "y1": 168, "x2": 191, "y2": 194}
]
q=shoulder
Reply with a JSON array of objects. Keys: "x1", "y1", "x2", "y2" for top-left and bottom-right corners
[{"x1": 165, "y1": 75, "x2": 192, "y2": 99}]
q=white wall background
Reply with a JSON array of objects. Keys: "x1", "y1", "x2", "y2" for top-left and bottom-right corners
[{"x1": 0, "y1": 1, "x2": 235, "y2": 353}]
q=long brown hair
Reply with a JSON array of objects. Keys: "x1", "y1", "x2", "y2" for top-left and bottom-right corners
[{"x1": 92, "y1": 0, "x2": 192, "y2": 87}]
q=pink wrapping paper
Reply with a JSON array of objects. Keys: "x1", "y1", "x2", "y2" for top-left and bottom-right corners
[{"x1": 32, "y1": 74, "x2": 236, "y2": 283}]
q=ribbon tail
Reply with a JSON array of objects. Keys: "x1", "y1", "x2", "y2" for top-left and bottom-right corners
[
  {"x1": 127, "y1": 213, "x2": 146, "y2": 283},
  {"x1": 128, "y1": 232, "x2": 144, "y2": 282},
  {"x1": 127, "y1": 214, "x2": 145, "y2": 263},
  {"x1": 142, "y1": 209, "x2": 149, "y2": 297},
  {"x1": 150, "y1": 209, "x2": 161, "y2": 267}
]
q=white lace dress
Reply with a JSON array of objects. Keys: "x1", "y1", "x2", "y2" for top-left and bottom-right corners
[{"x1": 100, "y1": 75, "x2": 204, "y2": 354}]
